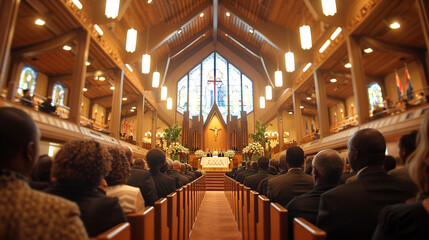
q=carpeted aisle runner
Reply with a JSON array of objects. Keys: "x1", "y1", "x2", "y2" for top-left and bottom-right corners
[{"x1": 189, "y1": 191, "x2": 241, "y2": 240}]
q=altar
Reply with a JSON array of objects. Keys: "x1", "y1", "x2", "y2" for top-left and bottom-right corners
[{"x1": 201, "y1": 157, "x2": 230, "y2": 171}]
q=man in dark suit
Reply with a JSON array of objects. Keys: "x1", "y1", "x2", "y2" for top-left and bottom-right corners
[
  {"x1": 233, "y1": 161, "x2": 247, "y2": 179},
  {"x1": 317, "y1": 128, "x2": 418, "y2": 240},
  {"x1": 236, "y1": 161, "x2": 258, "y2": 184},
  {"x1": 286, "y1": 149, "x2": 344, "y2": 239},
  {"x1": 244, "y1": 156, "x2": 271, "y2": 191},
  {"x1": 146, "y1": 149, "x2": 176, "y2": 199},
  {"x1": 207, "y1": 150, "x2": 213, "y2": 157},
  {"x1": 388, "y1": 130, "x2": 418, "y2": 183},
  {"x1": 166, "y1": 160, "x2": 189, "y2": 188},
  {"x1": 219, "y1": 150, "x2": 225, "y2": 157},
  {"x1": 257, "y1": 154, "x2": 287, "y2": 195},
  {"x1": 127, "y1": 158, "x2": 158, "y2": 206},
  {"x1": 267, "y1": 146, "x2": 313, "y2": 206}
]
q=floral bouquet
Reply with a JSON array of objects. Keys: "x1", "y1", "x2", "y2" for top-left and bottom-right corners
[
  {"x1": 195, "y1": 150, "x2": 206, "y2": 158},
  {"x1": 225, "y1": 150, "x2": 236, "y2": 158},
  {"x1": 167, "y1": 142, "x2": 189, "y2": 162},
  {"x1": 242, "y1": 142, "x2": 264, "y2": 161}
]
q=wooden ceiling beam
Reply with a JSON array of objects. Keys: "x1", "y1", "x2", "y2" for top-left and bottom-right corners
[
  {"x1": 107, "y1": 101, "x2": 137, "y2": 112},
  {"x1": 303, "y1": 0, "x2": 344, "y2": 27},
  {"x1": 12, "y1": 29, "x2": 78, "y2": 57},
  {"x1": 170, "y1": 25, "x2": 211, "y2": 58},
  {"x1": 125, "y1": 1, "x2": 211, "y2": 64},
  {"x1": 219, "y1": 25, "x2": 261, "y2": 58},
  {"x1": 359, "y1": 35, "x2": 427, "y2": 57},
  {"x1": 331, "y1": 71, "x2": 383, "y2": 83},
  {"x1": 213, "y1": 0, "x2": 219, "y2": 43}
]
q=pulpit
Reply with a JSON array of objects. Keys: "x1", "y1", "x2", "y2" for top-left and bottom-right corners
[{"x1": 201, "y1": 157, "x2": 229, "y2": 171}]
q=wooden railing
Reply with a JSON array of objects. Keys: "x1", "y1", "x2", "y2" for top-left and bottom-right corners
[{"x1": 224, "y1": 176, "x2": 326, "y2": 240}]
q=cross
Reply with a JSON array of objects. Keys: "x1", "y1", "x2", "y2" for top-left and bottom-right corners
[{"x1": 207, "y1": 72, "x2": 221, "y2": 104}]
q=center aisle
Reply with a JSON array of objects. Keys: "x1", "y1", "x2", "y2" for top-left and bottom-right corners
[{"x1": 189, "y1": 191, "x2": 241, "y2": 240}]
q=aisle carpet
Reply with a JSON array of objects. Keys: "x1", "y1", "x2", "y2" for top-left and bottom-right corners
[{"x1": 189, "y1": 191, "x2": 241, "y2": 240}]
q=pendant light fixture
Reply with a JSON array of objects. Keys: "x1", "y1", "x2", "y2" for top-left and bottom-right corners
[
  {"x1": 265, "y1": 86, "x2": 272, "y2": 100},
  {"x1": 299, "y1": 25, "x2": 312, "y2": 50},
  {"x1": 126, "y1": 28, "x2": 137, "y2": 53},
  {"x1": 275, "y1": 70, "x2": 283, "y2": 87},
  {"x1": 152, "y1": 72, "x2": 160, "y2": 88},
  {"x1": 321, "y1": 0, "x2": 337, "y2": 16},
  {"x1": 260, "y1": 96, "x2": 266, "y2": 109},
  {"x1": 142, "y1": 54, "x2": 151, "y2": 74},
  {"x1": 161, "y1": 86, "x2": 167, "y2": 100},
  {"x1": 105, "y1": 0, "x2": 120, "y2": 19},
  {"x1": 167, "y1": 97, "x2": 173, "y2": 110},
  {"x1": 285, "y1": 52, "x2": 295, "y2": 72}
]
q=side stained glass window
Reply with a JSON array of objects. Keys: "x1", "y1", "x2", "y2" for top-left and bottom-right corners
[
  {"x1": 52, "y1": 82, "x2": 66, "y2": 106},
  {"x1": 228, "y1": 64, "x2": 241, "y2": 118},
  {"x1": 189, "y1": 64, "x2": 201, "y2": 118},
  {"x1": 215, "y1": 53, "x2": 228, "y2": 122},
  {"x1": 201, "y1": 53, "x2": 215, "y2": 122},
  {"x1": 18, "y1": 66, "x2": 38, "y2": 96},
  {"x1": 177, "y1": 75, "x2": 188, "y2": 114},
  {"x1": 368, "y1": 82, "x2": 384, "y2": 108},
  {"x1": 242, "y1": 74, "x2": 253, "y2": 113}
]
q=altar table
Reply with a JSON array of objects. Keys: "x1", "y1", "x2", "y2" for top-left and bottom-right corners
[{"x1": 201, "y1": 157, "x2": 230, "y2": 171}]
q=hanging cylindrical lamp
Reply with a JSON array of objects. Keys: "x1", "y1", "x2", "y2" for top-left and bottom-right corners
[
  {"x1": 260, "y1": 96, "x2": 266, "y2": 109},
  {"x1": 126, "y1": 28, "x2": 137, "y2": 52},
  {"x1": 167, "y1": 97, "x2": 173, "y2": 110},
  {"x1": 285, "y1": 51, "x2": 295, "y2": 72},
  {"x1": 105, "y1": 0, "x2": 120, "y2": 19},
  {"x1": 142, "y1": 54, "x2": 151, "y2": 74},
  {"x1": 299, "y1": 25, "x2": 312, "y2": 50},
  {"x1": 152, "y1": 72, "x2": 160, "y2": 88},
  {"x1": 161, "y1": 86, "x2": 167, "y2": 100},
  {"x1": 275, "y1": 70, "x2": 283, "y2": 87},
  {"x1": 321, "y1": 0, "x2": 337, "y2": 16},
  {"x1": 265, "y1": 86, "x2": 272, "y2": 100}
]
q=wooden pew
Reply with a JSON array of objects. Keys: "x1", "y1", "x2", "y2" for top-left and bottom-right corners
[
  {"x1": 256, "y1": 195, "x2": 270, "y2": 240},
  {"x1": 176, "y1": 188, "x2": 184, "y2": 240},
  {"x1": 270, "y1": 203, "x2": 288, "y2": 240},
  {"x1": 182, "y1": 185, "x2": 189, "y2": 240},
  {"x1": 248, "y1": 190, "x2": 259, "y2": 240},
  {"x1": 92, "y1": 222, "x2": 130, "y2": 240},
  {"x1": 167, "y1": 192, "x2": 178, "y2": 240},
  {"x1": 127, "y1": 207, "x2": 155, "y2": 240},
  {"x1": 242, "y1": 186, "x2": 251, "y2": 240},
  {"x1": 238, "y1": 184, "x2": 244, "y2": 233},
  {"x1": 293, "y1": 218, "x2": 326, "y2": 240},
  {"x1": 155, "y1": 198, "x2": 169, "y2": 240}
]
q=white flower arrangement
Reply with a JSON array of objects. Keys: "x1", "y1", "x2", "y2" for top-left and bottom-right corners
[
  {"x1": 167, "y1": 142, "x2": 189, "y2": 156},
  {"x1": 195, "y1": 150, "x2": 206, "y2": 158},
  {"x1": 225, "y1": 150, "x2": 236, "y2": 158}
]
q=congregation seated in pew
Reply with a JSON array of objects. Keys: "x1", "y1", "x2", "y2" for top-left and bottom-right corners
[
  {"x1": 166, "y1": 159, "x2": 189, "y2": 188},
  {"x1": 146, "y1": 149, "x2": 176, "y2": 200},
  {"x1": 127, "y1": 158, "x2": 158, "y2": 206},
  {"x1": 243, "y1": 156, "x2": 272, "y2": 191}
]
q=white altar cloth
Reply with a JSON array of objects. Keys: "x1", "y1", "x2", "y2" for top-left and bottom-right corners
[{"x1": 201, "y1": 157, "x2": 229, "y2": 169}]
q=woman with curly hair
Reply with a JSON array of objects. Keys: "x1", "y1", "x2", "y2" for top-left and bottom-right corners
[
  {"x1": 373, "y1": 112, "x2": 429, "y2": 239},
  {"x1": 45, "y1": 140, "x2": 126, "y2": 238},
  {"x1": 105, "y1": 147, "x2": 145, "y2": 213}
]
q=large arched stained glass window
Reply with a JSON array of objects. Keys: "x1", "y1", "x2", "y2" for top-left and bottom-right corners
[
  {"x1": 176, "y1": 52, "x2": 253, "y2": 122},
  {"x1": 177, "y1": 76, "x2": 188, "y2": 114}
]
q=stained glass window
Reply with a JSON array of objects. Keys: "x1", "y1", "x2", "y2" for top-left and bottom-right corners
[
  {"x1": 189, "y1": 64, "x2": 201, "y2": 118},
  {"x1": 229, "y1": 64, "x2": 241, "y2": 118},
  {"x1": 368, "y1": 82, "x2": 384, "y2": 108},
  {"x1": 177, "y1": 75, "x2": 188, "y2": 114},
  {"x1": 242, "y1": 74, "x2": 253, "y2": 113},
  {"x1": 215, "y1": 53, "x2": 228, "y2": 122},
  {"x1": 17, "y1": 66, "x2": 37, "y2": 96},
  {"x1": 52, "y1": 82, "x2": 66, "y2": 106},
  {"x1": 202, "y1": 53, "x2": 215, "y2": 122}
]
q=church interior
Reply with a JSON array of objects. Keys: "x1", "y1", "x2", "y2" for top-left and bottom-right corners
[{"x1": 1, "y1": 0, "x2": 429, "y2": 239}]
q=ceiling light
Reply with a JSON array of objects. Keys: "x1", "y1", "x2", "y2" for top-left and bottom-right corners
[
  {"x1": 225, "y1": 34, "x2": 228, "y2": 37},
  {"x1": 226, "y1": 12, "x2": 231, "y2": 17},
  {"x1": 299, "y1": 25, "x2": 312, "y2": 50},
  {"x1": 85, "y1": 61, "x2": 91, "y2": 66},
  {"x1": 306, "y1": 96, "x2": 311, "y2": 100},
  {"x1": 260, "y1": 97, "x2": 265, "y2": 109},
  {"x1": 167, "y1": 98, "x2": 173, "y2": 110},
  {"x1": 83, "y1": 88, "x2": 88, "y2": 92},
  {"x1": 105, "y1": 0, "x2": 120, "y2": 19},
  {"x1": 177, "y1": 29, "x2": 182, "y2": 34},
  {"x1": 303, "y1": 62, "x2": 312, "y2": 72},
  {"x1": 142, "y1": 54, "x2": 151, "y2": 74},
  {"x1": 289, "y1": 111, "x2": 293, "y2": 114},
  {"x1": 249, "y1": 28, "x2": 254, "y2": 34},
  {"x1": 330, "y1": 78, "x2": 337, "y2": 83},
  {"x1": 300, "y1": 105, "x2": 304, "y2": 109},
  {"x1": 63, "y1": 45, "x2": 71, "y2": 51},
  {"x1": 152, "y1": 72, "x2": 160, "y2": 88},
  {"x1": 98, "y1": 76, "x2": 105, "y2": 81},
  {"x1": 72, "y1": 0, "x2": 83, "y2": 9},
  {"x1": 330, "y1": 27, "x2": 342, "y2": 40},
  {"x1": 130, "y1": 109, "x2": 135, "y2": 112},
  {"x1": 285, "y1": 51, "x2": 295, "y2": 72},
  {"x1": 390, "y1": 22, "x2": 400, "y2": 29},
  {"x1": 345, "y1": 63, "x2": 352, "y2": 68},
  {"x1": 147, "y1": 0, "x2": 152, "y2": 3},
  {"x1": 110, "y1": 86, "x2": 115, "y2": 90},
  {"x1": 126, "y1": 28, "x2": 137, "y2": 52},
  {"x1": 319, "y1": 40, "x2": 331, "y2": 53},
  {"x1": 275, "y1": 70, "x2": 283, "y2": 87},
  {"x1": 132, "y1": 106, "x2": 136, "y2": 109},
  {"x1": 122, "y1": 97, "x2": 127, "y2": 101},
  {"x1": 265, "y1": 86, "x2": 272, "y2": 100},
  {"x1": 364, "y1": 48, "x2": 373, "y2": 53},
  {"x1": 322, "y1": 0, "x2": 337, "y2": 16},
  {"x1": 35, "y1": 19, "x2": 45, "y2": 26},
  {"x1": 200, "y1": 13, "x2": 204, "y2": 17},
  {"x1": 94, "y1": 24, "x2": 104, "y2": 35},
  {"x1": 161, "y1": 86, "x2": 167, "y2": 100},
  {"x1": 125, "y1": 64, "x2": 133, "y2": 72}
]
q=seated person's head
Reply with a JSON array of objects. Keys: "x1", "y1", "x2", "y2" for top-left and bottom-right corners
[
  {"x1": 122, "y1": 146, "x2": 133, "y2": 163},
  {"x1": 269, "y1": 159, "x2": 279, "y2": 172},
  {"x1": 166, "y1": 159, "x2": 173, "y2": 170},
  {"x1": 160, "y1": 162, "x2": 168, "y2": 174},
  {"x1": 279, "y1": 154, "x2": 287, "y2": 171},
  {"x1": 173, "y1": 161, "x2": 181, "y2": 171},
  {"x1": 257, "y1": 156, "x2": 269, "y2": 171},
  {"x1": 52, "y1": 140, "x2": 112, "y2": 188},
  {"x1": 0, "y1": 107, "x2": 40, "y2": 175},
  {"x1": 251, "y1": 161, "x2": 258, "y2": 170},
  {"x1": 398, "y1": 130, "x2": 418, "y2": 164},
  {"x1": 383, "y1": 155, "x2": 397, "y2": 172},
  {"x1": 312, "y1": 149, "x2": 344, "y2": 185},
  {"x1": 105, "y1": 147, "x2": 131, "y2": 186},
  {"x1": 146, "y1": 148, "x2": 166, "y2": 170},
  {"x1": 181, "y1": 163, "x2": 187, "y2": 172},
  {"x1": 30, "y1": 154, "x2": 53, "y2": 182},
  {"x1": 134, "y1": 158, "x2": 145, "y2": 168},
  {"x1": 286, "y1": 146, "x2": 305, "y2": 168},
  {"x1": 304, "y1": 156, "x2": 314, "y2": 175},
  {"x1": 348, "y1": 128, "x2": 386, "y2": 172}
]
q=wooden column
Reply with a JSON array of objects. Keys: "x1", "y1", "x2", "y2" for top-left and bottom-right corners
[
  {"x1": 415, "y1": 57, "x2": 429, "y2": 95},
  {"x1": 6, "y1": 57, "x2": 23, "y2": 101},
  {"x1": 241, "y1": 110, "x2": 248, "y2": 149},
  {"x1": 0, "y1": 0, "x2": 20, "y2": 90},
  {"x1": 277, "y1": 110, "x2": 284, "y2": 151},
  {"x1": 417, "y1": 0, "x2": 429, "y2": 53},
  {"x1": 68, "y1": 29, "x2": 90, "y2": 125},
  {"x1": 346, "y1": 35, "x2": 370, "y2": 124},
  {"x1": 151, "y1": 110, "x2": 157, "y2": 149},
  {"x1": 292, "y1": 90, "x2": 303, "y2": 144},
  {"x1": 135, "y1": 93, "x2": 145, "y2": 147},
  {"x1": 314, "y1": 69, "x2": 330, "y2": 138},
  {"x1": 182, "y1": 111, "x2": 189, "y2": 148},
  {"x1": 110, "y1": 68, "x2": 124, "y2": 138}
]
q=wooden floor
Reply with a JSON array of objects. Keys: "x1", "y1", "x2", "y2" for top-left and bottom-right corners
[{"x1": 189, "y1": 191, "x2": 241, "y2": 240}]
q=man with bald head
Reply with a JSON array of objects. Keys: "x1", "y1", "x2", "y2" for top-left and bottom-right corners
[
  {"x1": 317, "y1": 128, "x2": 418, "y2": 240},
  {"x1": 127, "y1": 158, "x2": 157, "y2": 206},
  {"x1": 166, "y1": 160, "x2": 189, "y2": 188},
  {"x1": 286, "y1": 149, "x2": 344, "y2": 239},
  {"x1": 0, "y1": 107, "x2": 88, "y2": 239}
]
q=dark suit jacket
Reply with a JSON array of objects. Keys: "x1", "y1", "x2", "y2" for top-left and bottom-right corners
[
  {"x1": 258, "y1": 170, "x2": 287, "y2": 196},
  {"x1": 181, "y1": 172, "x2": 192, "y2": 181},
  {"x1": 207, "y1": 153, "x2": 213, "y2": 157},
  {"x1": 127, "y1": 166, "x2": 158, "y2": 206},
  {"x1": 185, "y1": 171, "x2": 196, "y2": 181},
  {"x1": 317, "y1": 165, "x2": 418, "y2": 240},
  {"x1": 286, "y1": 184, "x2": 336, "y2": 240},
  {"x1": 150, "y1": 169, "x2": 176, "y2": 199},
  {"x1": 167, "y1": 169, "x2": 189, "y2": 188},
  {"x1": 372, "y1": 201, "x2": 429, "y2": 240},
  {"x1": 219, "y1": 152, "x2": 225, "y2": 157},
  {"x1": 237, "y1": 169, "x2": 257, "y2": 184},
  {"x1": 267, "y1": 168, "x2": 313, "y2": 206},
  {"x1": 234, "y1": 167, "x2": 246, "y2": 178},
  {"x1": 45, "y1": 180, "x2": 127, "y2": 237},
  {"x1": 194, "y1": 170, "x2": 202, "y2": 178},
  {"x1": 244, "y1": 170, "x2": 271, "y2": 191}
]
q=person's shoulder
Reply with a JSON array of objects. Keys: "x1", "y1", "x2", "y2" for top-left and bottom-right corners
[{"x1": 32, "y1": 188, "x2": 81, "y2": 212}]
